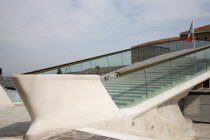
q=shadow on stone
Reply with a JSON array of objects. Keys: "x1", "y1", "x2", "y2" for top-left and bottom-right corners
[
  {"x1": 44, "y1": 130, "x2": 119, "y2": 140},
  {"x1": 0, "y1": 121, "x2": 30, "y2": 137}
]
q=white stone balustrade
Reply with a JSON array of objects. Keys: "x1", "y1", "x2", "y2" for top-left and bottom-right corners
[
  {"x1": 11, "y1": 71, "x2": 210, "y2": 140},
  {"x1": 11, "y1": 75, "x2": 119, "y2": 140}
]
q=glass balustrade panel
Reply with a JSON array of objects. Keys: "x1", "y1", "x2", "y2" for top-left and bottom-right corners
[
  {"x1": 101, "y1": 69, "x2": 147, "y2": 108},
  {"x1": 69, "y1": 64, "x2": 82, "y2": 74},
  {"x1": 81, "y1": 61, "x2": 92, "y2": 74},
  {"x1": 60, "y1": 66, "x2": 71, "y2": 74},
  {"x1": 108, "y1": 53, "x2": 124, "y2": 72},
  {"x1": 206, "y1": 48, "x2": 210, "y2": 70},
  {"x1": 91, "y1": 57, "x2": 109, "y2": 75},
  {"x1": 121, "y1": 51, "x2": 132, "y2": 66},
  {"x1": 44, "y1": 69, "x2": 58, "y2": 74},
  {"x1": 192, "y1": 50, "x2": 207, "y2": 77},
  {"x1": 170, "y1": 55, "x2": 192, "y2": 86},
  {"x1": 145, "y1": 62, "x2": 172, "y2": 98}
]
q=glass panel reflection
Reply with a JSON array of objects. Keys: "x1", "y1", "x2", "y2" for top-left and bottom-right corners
[{"x1": 91, "y1": 57, "x2": 109, "y2": 75}]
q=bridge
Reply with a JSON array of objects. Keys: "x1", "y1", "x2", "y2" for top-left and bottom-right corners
[{"x1": 1, "y1": 40, "x2": 210, "y2": 140}]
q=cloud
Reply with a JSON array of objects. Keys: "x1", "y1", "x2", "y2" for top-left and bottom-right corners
[{"x1": 0, "y1": 0, "x2": 210, "y2": 74}]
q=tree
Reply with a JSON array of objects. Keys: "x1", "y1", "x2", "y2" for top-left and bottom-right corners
[
  {"x1": 57, "y1": 68, "x2": 62, "y2": 74},
  {"x1": 95, "y1": 65, "x2": 100, "y2": 73},
  {"x1": 0, "y1": 68, "x2": 2, "y2": 76}
]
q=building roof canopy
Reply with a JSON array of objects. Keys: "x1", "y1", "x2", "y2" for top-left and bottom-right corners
[
  {"x1": 181, "y1": 24, "x2": 210, "y2": 34},
  {"x1": 132, "y1": 37, "x2": 180, "y2": 48},
  {"x1": 133, "y1": 24, "x2": 210, "y2": 48}
]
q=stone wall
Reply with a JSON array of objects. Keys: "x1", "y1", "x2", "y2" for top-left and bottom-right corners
[{"x1": 182, "y1": 92, "x2": 210, "y2": 123}]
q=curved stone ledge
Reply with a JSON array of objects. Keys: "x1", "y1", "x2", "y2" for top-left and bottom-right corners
[
  {"x1": 11, "y1": 75, "x2": 119, "y2": 140},
  {"x1": 10, "y1": 71, "x2": 210, "y2": 140}
]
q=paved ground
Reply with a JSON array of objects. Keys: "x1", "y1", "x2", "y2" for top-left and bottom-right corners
[
  {"x1": 0, "y1": 105, "x2": 210, "y2": 140},
  {"x1": 44, "y1": 130, "x2": 119, "y2": 140},
  {"x1": 0, "y1": 105, "x2": 119, "y2": 140},
  {"x1": 193, "y1": 123, "x2": 210, "y2": 140},
  {"x1": 0, "y1": 105, "x2": 30, "y2": 140}
]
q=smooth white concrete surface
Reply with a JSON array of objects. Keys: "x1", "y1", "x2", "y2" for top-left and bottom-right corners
[
  {"x1": 91, "y1": 92, "x2": 195, "y2": 140},
  {"x1": 78, "y1": 128, "x2": 155, "y2": 140},
  {"x1": 0, "y1": 138, "x2": 22, "y2": 140},
  {"x1": 11, "y1": 75, "x2": 119, "y2": 140},
  {"x1": 127, "y1": 96, "x2": 195, "y2": 140},
  {"x1": 0, "y1": 85, "x2": 13, "y2": 108},
  {"x1": 11, "y1": 71, "x2": 210, "y2": 140}
]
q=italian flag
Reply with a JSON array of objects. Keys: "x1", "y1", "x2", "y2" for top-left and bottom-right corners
[{"x1": 186, "y1": 21, "x2": 194, "y2": 43}]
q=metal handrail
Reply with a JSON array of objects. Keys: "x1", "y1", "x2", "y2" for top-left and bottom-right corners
[
  {"x1": 23, "y1": 40, "x2": 210, "y2": 75},
  {"x1": 23, "y1": 48, "x2": 131, "y2": 74},
  {"x1": 115, "y1": 45, "x2": 210, "y2": 77}
]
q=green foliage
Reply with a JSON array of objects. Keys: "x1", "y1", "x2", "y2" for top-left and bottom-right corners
[
  {"x1": 56, "y1": 68, "x2": 62, "y2": 74},
  {"x1": 0, "y1": 68, "x2": 2, "y2": 76}
]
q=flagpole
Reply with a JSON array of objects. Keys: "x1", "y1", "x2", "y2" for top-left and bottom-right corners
[
  {"x1": 193, "y1": 19, "x2": 195, "y2": 49},
  {"x1": 193, "y1": 20, "x2": 196, "y2": 73}
]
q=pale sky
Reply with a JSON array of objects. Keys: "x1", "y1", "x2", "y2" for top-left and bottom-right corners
[{"x1": 0, "y1": 0, "x2": 210, "y2": 75}]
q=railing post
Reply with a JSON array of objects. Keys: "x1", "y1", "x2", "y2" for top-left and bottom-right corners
[
  {"x1": 80, "y1": 63, "x2": 82, "y2": 71},
  {"x1": 121, "y1": 53, "x2": 124, "y2": 66},
  {"x1": 194, "y1": 53, "x2": 197, "y2": 74},
  {"x1": 170, "y1": 61, "x2": 173, "y2": 87},
  {"x1": 189, "y1": 55, "x2": 193, "y2": 79},
  {"x1": 106, "y1": 56, "x2": 110, "y2": 70},
  {"x1": 144, "y1": 69, "x2": 148, "y2": 99},
  {"x1": 205, "y1": 49, "x2": 207, "y2": 71},
  {"x1": 69, "y1": 66, "x2": 71, "y2": 73},
  {"x1": 90, "y1": 61, "x2": 93, "y2": 73}
]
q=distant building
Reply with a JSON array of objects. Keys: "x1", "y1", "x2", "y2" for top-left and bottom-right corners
[
  {"x1": 131, "y1": 24, "x2": 210, "y2": 63},
  {"x1": 180, "y1": 24, "x2": 210, "y2": 41},
  {"x1": 131, "y1": 37, "x2": 180, "y2": 63}
]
